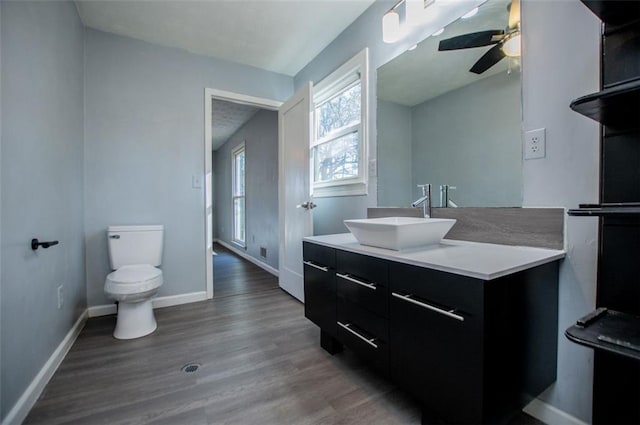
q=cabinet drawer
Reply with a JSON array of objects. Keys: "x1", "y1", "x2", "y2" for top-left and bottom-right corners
[
  {"x1": 303, "y1": 242, "x2": 335, "y2": 269},
  {"x1": 337, "y1": 297, "x2": 389, "y2": 374},
  {"x1": 337, "y1": 250, "x2": 388, "y2": 286},
  {"x1": 390, "y1": 262, "x2": 483, "y2": 319},
  {"x1": 336, "y1": 271, "x2": 388, "y2": 317}
]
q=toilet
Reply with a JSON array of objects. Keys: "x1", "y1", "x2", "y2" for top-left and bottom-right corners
[{"x1": 104, "y1": 225, "x2": 164, "y2": 340}]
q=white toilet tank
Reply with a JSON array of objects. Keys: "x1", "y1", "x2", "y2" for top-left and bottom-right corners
[{"x1": 107, "y1": 225, "x2": 164, "y2": 269}]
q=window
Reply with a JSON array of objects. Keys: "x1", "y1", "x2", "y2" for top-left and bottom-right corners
[
  {"x1": 312, "y1": 49, "x2": 369, "y2": 197},
  {"x1": 232, "y1": 143, "x2": 245, "y2": 246}
]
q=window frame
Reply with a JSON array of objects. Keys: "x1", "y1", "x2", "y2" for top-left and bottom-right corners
[
  {"x1": 311, "y1": 48, "x2": 369, "y2": 198},
  {"x1": 231, "y1": 142, "x2": 246, "y2": 248}
]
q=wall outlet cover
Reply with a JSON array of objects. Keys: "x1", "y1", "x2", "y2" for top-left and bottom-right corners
[{"x1": 524, "y1": 128, "x2": 546, "y2": 160}]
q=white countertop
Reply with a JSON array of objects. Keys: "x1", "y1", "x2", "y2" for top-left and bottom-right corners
[{"x1": 304, "y1": 233, "x2": 565, "y2": 281}]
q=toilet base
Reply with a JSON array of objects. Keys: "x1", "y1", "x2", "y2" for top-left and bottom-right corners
[{"x1": 113, "y1": 299, "x2": 157, "y2": 340}]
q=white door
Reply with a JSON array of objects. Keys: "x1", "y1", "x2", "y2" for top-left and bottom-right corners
[{"x1": 278, "y1": 82, "x2": 314, "y2": 302}]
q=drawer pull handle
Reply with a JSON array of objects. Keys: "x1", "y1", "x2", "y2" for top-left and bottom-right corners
[
  {"x1": 303, "y1": 261, "x2": 328, "y2": 272},
  {"x1": 392, "y1": 292, "x2": 464, "y2": 322},
  {"x1": 337, "y1": 321, "x2": 378, "y2": 348},
  {"x1": 336, "y1": 273, "x2": 377, "y2": 290}
]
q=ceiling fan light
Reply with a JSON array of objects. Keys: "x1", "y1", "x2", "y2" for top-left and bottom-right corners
[
  {"x1": 382, "y1": 9, "x2": 402, "y2": 43},
  {"x1": 502, "y1": 34, "x2": 521, "y2": 57},
  {"x1": 461, "y1": 7, "x2": 478, "y2": 19}
]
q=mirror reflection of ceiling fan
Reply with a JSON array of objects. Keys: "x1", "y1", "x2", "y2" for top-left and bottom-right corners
[{"x1": 438, "y1": 0, "x2": 521, "y2": 74}]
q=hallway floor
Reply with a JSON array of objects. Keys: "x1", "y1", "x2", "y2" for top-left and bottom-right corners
[
  {"x1": 211, "y1": 243, "x2": 278, "y2": 298},
  {"x1": 24, "y1": 249, "x2": 543, "y2": 424}
]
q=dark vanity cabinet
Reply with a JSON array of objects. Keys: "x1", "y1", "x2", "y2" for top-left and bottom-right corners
[
  {"x1": 302, "y1": 243, "x2": 337, "y2": 345},
  {"x1": 303, "y1": 241, "x2": 560, "y2": 424},
  {"x1": 335, "y1": 251, "x2": 390, "y2": 374},
  {"x1": 389, "y1": 264, "x2": 485, "y2": 424}
]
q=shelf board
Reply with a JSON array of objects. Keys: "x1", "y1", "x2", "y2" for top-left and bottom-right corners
[
  {"x1": 580, "y1": 0, "x2": 640, "y2": 26},
  {"x1": 566, "y1": 308, "x2": 640, "y2": 361},
  {"x1": 570, "y1": 78, "x2": 640, "y2": 129},
  {"x1": 568, "y1": 203, "x2": 640, "y2": 217}
]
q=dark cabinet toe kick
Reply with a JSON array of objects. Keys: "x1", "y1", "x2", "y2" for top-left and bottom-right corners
[{"x1": 320, "y1": 330, "x2": 344, "y2": 355}]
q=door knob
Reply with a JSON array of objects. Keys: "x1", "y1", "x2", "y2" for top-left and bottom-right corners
[
  {"x1": 31, "y1": 238, "x2": 59, "y2": 251},
  {"x1": 297, "y1": 201, "x2": 317, "y2": 210}
]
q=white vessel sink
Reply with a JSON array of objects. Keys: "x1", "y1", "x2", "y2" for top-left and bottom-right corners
[{"x1": 344, "y1": 217, "x2": 456, "y2": 251}]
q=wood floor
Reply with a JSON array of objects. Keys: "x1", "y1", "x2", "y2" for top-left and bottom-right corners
[
  {"x1": 25, "y1": 249, "x2": 543, "y2": 425},
  {"x1": 211, "y1": 243, "x2": 278, "y2": 298}
]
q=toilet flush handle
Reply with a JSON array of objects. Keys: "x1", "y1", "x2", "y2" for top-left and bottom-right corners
[{"x1": 109, "y1": 234, "x2": 120, "y2": 239}]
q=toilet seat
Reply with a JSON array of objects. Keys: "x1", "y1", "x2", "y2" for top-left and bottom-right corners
[{"x1": 105, "y1": 264, "x2": 163, "y2": 296}]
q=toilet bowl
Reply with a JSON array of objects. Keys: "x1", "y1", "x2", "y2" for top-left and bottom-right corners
[
  {"x1": 104, "y1": 225, "x2": 164, "y2": 340},
  {"x1": 105, "y1": 264, "x2": 163, "y2": 339}
]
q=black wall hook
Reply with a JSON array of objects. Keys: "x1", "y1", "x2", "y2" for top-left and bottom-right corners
[{"x1": 31, "y1": 239, "x2": 59, "y2": 251}]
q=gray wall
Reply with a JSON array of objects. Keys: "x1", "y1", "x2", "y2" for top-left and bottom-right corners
[
  {"x1": 214, "y1": 110, "x2": 279, "y2": 270},
  {"x1": 1, "y1": 2, "x2": 86, "y2": 420},
  {"x1": 521, "y1": 1, "x2": 600, "y2": 421},
  {"x1": 1, "y1": 2, "x2": 4, "y2": 417},
  {"x1": 84, "y1": 29, "x2": 292, "y2": 306},
  {"x1": 376, "y1": 99, "x2": 412, "y2": 207},
  {"x1": 295, "y1": 0, "x2": 600, "y2": 421},
  {"x1": 411, "y1": 71, "x2": 522, "y2": 207}
]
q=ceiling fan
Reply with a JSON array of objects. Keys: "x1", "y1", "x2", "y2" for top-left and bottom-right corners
[{"x1": 437, "y1": 0, "x2": 521, "y2": 74}]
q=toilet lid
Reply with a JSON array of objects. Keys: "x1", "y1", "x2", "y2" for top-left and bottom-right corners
[{"x1": 107, "y1": 264, "x2": 162, "y2": 284}]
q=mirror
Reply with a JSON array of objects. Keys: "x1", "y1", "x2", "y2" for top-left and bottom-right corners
[{"x1": 376, "y1": 0, "x2": 522, "y2": 208}]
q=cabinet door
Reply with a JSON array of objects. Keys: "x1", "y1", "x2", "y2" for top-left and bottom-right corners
[
  {"x1": 389, "y1": 263, "x2": 485, "y2": 424},
  {"x1": 303, "y1": 243, "x2": 336, "y2": 336}
]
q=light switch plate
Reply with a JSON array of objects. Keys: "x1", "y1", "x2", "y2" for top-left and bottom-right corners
[
  {"x1": 192, "y1": 175, "x2": 202, "y2": 189},
  {"x1": 369, "y1": 159, "x2": 377, "y2": 177}
]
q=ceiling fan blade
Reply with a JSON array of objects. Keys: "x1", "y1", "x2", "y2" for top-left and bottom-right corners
[
  {"x1": 438, "y1": 30, "x2": 505, "y2": 51},
  {"x1": 470, "y1": 43, "x2": 506, "y2": 74},
  {"x1": 508, "y1": 0, "x2": 521, "y2": 30}
]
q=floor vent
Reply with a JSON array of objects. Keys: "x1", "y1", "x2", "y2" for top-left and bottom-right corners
[{"x1": 181, "y1": 363, "x2": 201, "y2": 374}]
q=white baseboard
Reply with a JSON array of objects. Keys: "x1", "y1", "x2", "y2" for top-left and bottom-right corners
[
  {"x1": 2, "y1": 311, "x2": 88, "y2": 425},
  {"x1": 524, "y1": 398, "x2": 588, "y2": 425},
  {"x1": 215, "y1": 239, "x2": 279, "y2": 277},
  {"x1": 87, "y1": 304, "x2": 116, "y2": 317},
  {"x1": 87, "y1": 291, "x2": 208, "y2": 318},
  {"x1": 152, "y1": 291, "x2": 208, "y2": 309}
]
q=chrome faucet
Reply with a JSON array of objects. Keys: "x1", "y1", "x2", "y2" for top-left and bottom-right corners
[
  {"x1": 439, "y1": 185, "x2": 457, "y2": 208},
  {"x1": 411, "y1": 184, "x2": 431, "y2": 218}
]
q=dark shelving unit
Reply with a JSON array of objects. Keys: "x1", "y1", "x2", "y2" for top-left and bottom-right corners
[
  {"x1": 570, "y1": 78, "x2": 640, "y2": 129},
  {"x1": 568, "y1": 203, "x2": 640, "y2": 217},
  {"x1": 568, "y1": 2, "x2": 640, "y2": 424},
  {"x1": 566, "y1": 308, "x2": 640, "y2": 361},
  {"x1": 580, "y1": 0, "x2": 640, "y2": 26}
]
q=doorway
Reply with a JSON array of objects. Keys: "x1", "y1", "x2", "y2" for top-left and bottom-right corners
[{"x1": 203, "y1": 89, "x2": 281, "y2": 298}]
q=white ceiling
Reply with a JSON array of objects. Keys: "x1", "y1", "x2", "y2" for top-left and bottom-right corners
[
  {"x1": 211, "y1": 100, "x2": 260, "y2": 150},
  {"x1": 75, "y1": 0, "x2": 376, "y2": 77},
  {"x1": 378, "y1": 0, "x2": 515, "y2": 107}
]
